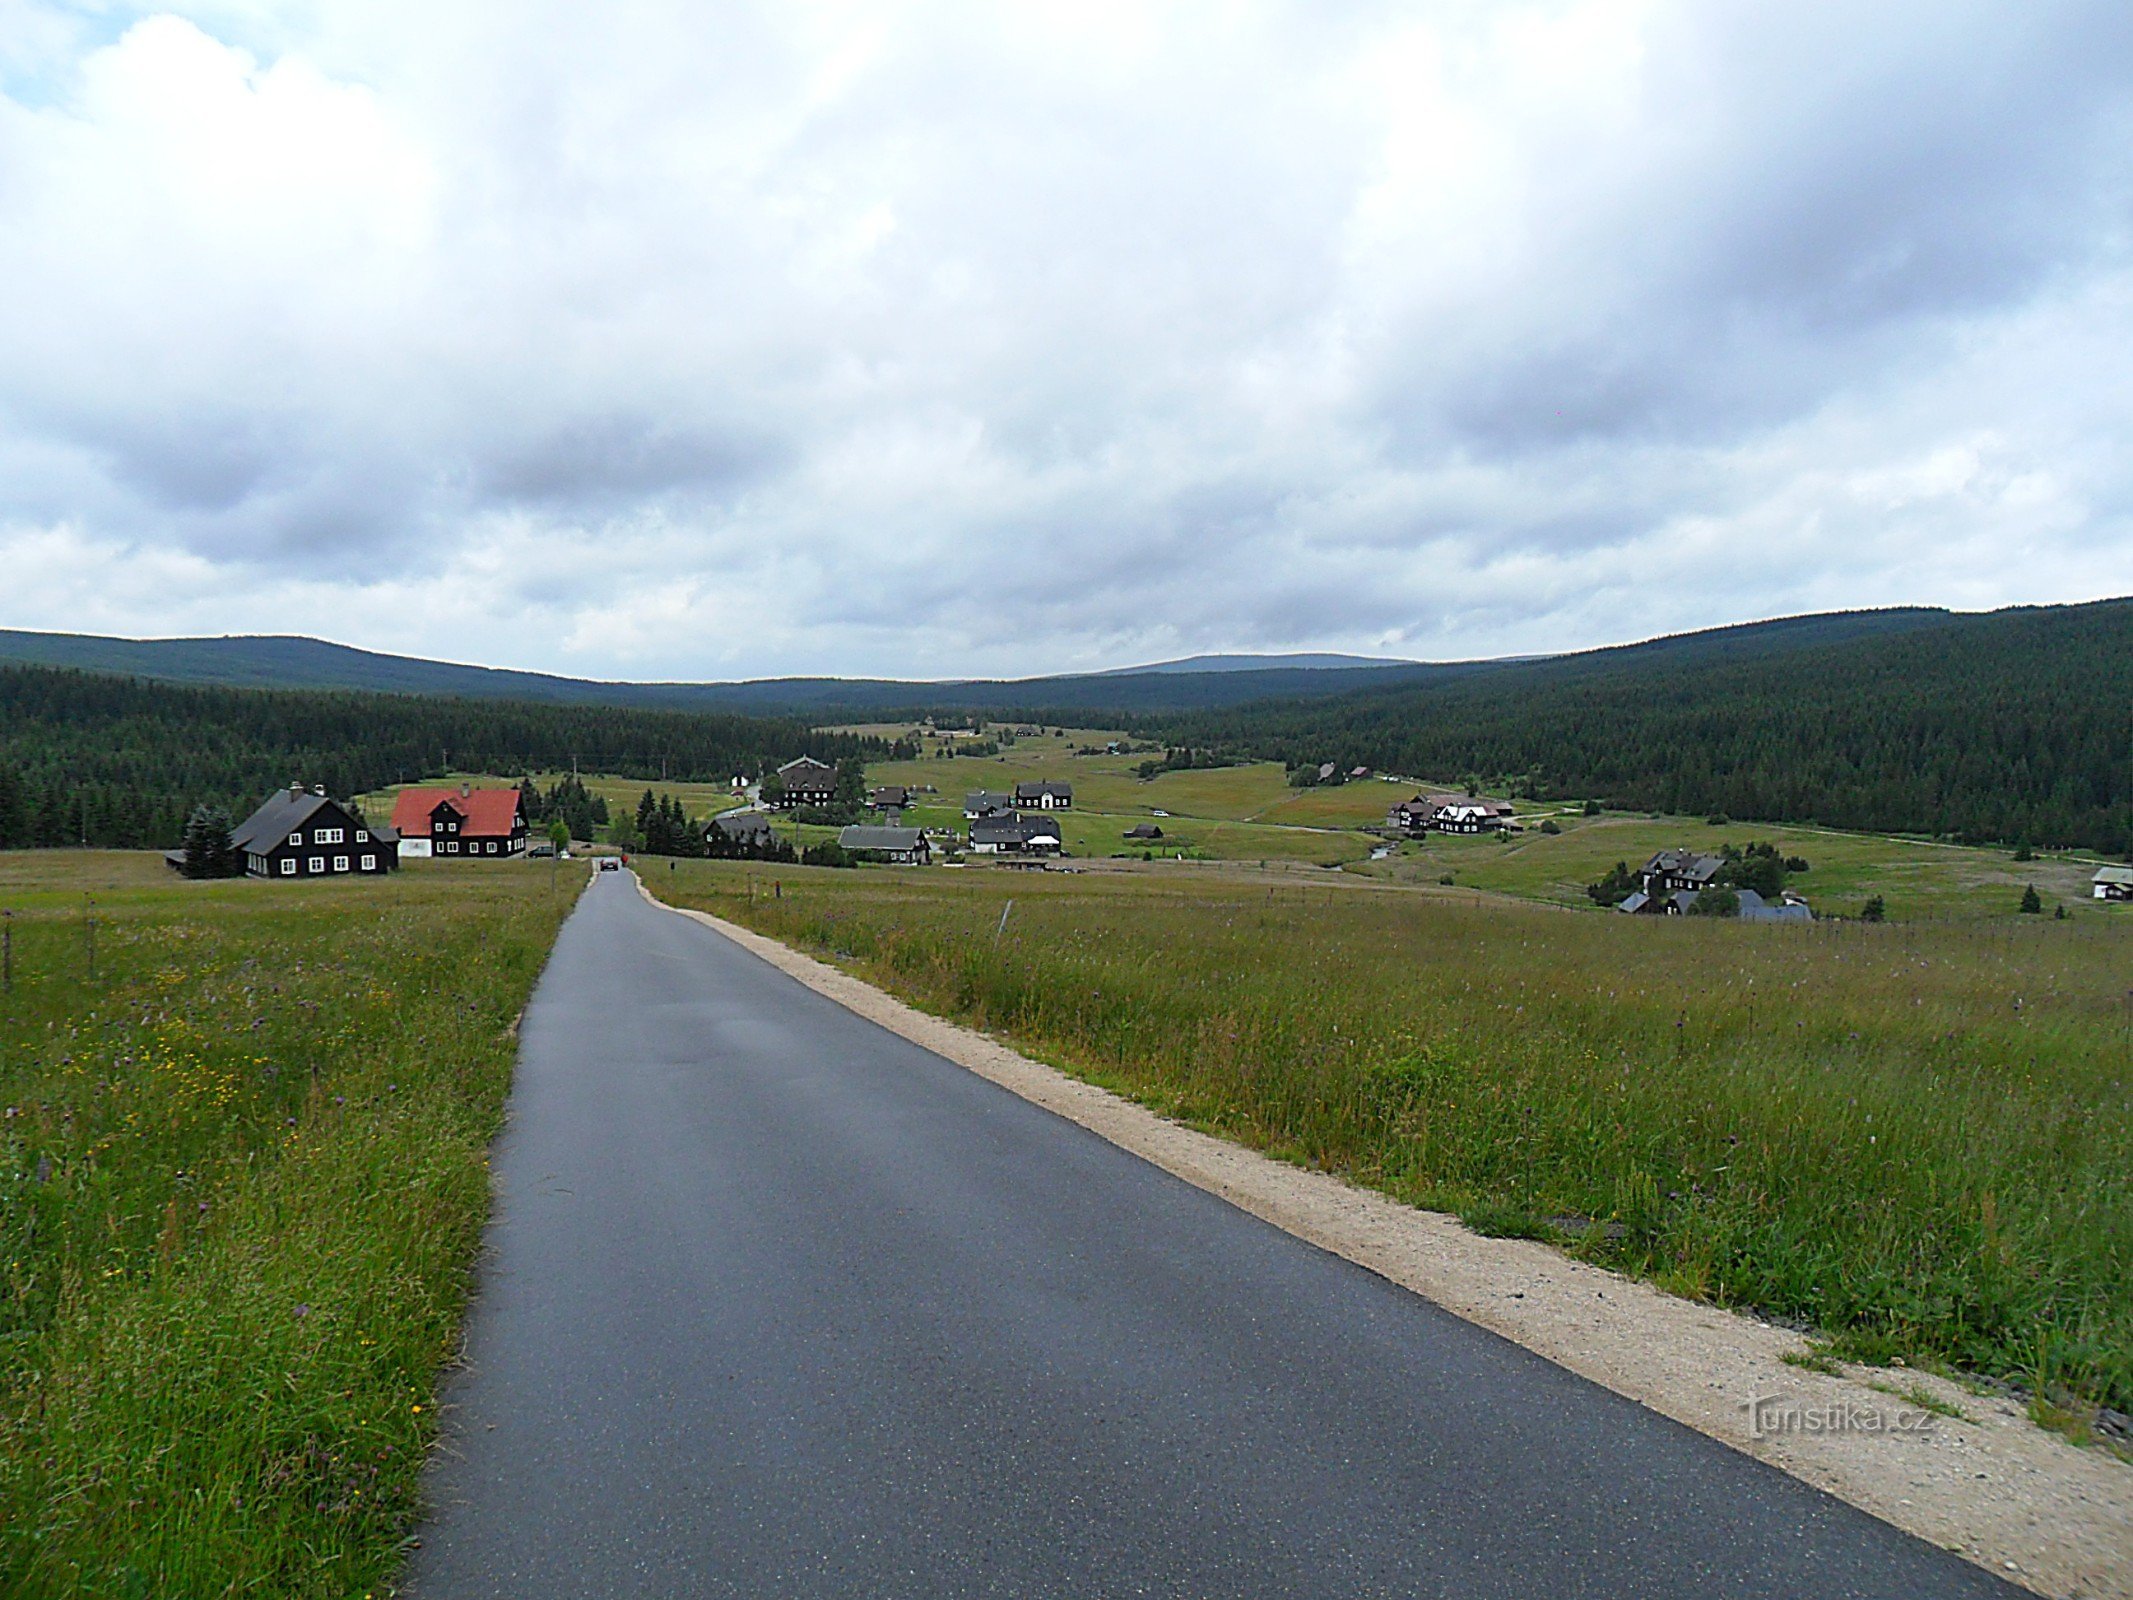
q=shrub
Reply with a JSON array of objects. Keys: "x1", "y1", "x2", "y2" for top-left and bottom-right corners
[
  {"x1": 2020, "y1": 884, "x2": 2043, "y2": 915},
  {"x1": 1686, "y1": 886, "x2": 1741, "y2": 918},
  {"x1": 1586, "y1": 860, "x2": 1639, "y2": 907},
  {"x1": 1860, "y1": 895, "x2": 1887, "y2": 922},
  {"x1": 1539, "y1": 819, "x2": 1562, "y2": 835}
]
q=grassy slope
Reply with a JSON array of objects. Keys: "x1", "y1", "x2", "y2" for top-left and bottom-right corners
[
  {"x1": 861, "y1": 730, "x2": 1396, "y2": 865},
  {"x1": 650, "y1": 860, "x2": 2133, "y2": 1418},
  {"x1": 0, "y1": 852, "x2": 579, "y2": 1597},
  {"x1": 1354, "y1": 810, "x2": 2118, "y2": 921}
]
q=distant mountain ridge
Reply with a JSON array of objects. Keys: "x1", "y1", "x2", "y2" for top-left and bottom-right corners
[
  {"x1": 0, "y1": 613, "x2": 1955, "y2": 717},
  {"x1": 1099, "y1": 652, "x2": 1417, "y2": 675}
]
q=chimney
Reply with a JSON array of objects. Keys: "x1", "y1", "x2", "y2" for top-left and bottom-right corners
[
  {"x1": 460, "y1": 782, "x2": 471, "y2": 798},
  {"x1": 289, "y1": 781, "x2": 304, "y2": 795},
  {"x1": 313, "y1": 784, "x2": 326, "y2": 797}
]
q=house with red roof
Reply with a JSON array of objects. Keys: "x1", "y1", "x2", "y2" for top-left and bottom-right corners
[{"x1": 390, "y1": 783, "x2": 529, "y2": 860}]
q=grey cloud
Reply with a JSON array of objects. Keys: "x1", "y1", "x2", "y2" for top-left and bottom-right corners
[{"x1": 0, "y1": 1, "x2": 2127, "y2": 677}]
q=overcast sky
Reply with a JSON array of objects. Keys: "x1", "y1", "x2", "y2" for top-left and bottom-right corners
[{"x1": 2, "y1": 2, "x2": 2128, "y2": 680}]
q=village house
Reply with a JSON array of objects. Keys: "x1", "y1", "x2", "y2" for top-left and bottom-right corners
[
  {"x1": 964, "y1": 790, "x2": 1016, "y2": 819},
  {"x1": 1620, "y1": 885, "x2": 1812, "y2": 921},
  {"x1": 709, "y1": 811, "x2": 775, "y2": 849},
  {"x1": 218, "y1": 784, "x2": 398, "y2": 880},
  {"x1": 1385, "y1": 795, "x2": 1453, "y2": 834},
  {"x1": 1434, "y1": 799, "x2": 1518, "y2": 835},
  {"x1": 868, "y1": 785, "x2": 909, "y2": 813},
  {"x1": 970, "y1": 813, "x2": 1063, "y2": 856},
  {"x1": 390, "y1": 783, "x2": 528, "y2": 860},
  {"x1": 773, "y1": 757, "x2": 837, "y2": 808},
  {"x1": 2093, "y1": 866, "x2": 2133, "y2": 902},
  {"x1": 1638, "y1": 849, "x2": 1727, "y2": 897},
  {"x1": 838, "y1": 824, "x2": 932, "y2": 865},
  {"x1": 1124, "y1": 822, "x2": 1164, "y2": 840},
  {"x1": 1014, "y1": 780, "x2": 1073, "y2": 810}
]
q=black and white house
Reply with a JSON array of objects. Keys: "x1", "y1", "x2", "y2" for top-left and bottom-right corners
[
  {"x1": 1640, "y1": 849, "x2": 1728, "y2": 897},
  {"x1": 1014, "y1": 780, "x2": 1073, "y2": 810},
  {"x1": 774, "y1": 757, "x2": 838, "y2": 807},
  {"x1": 229, "y1": 785, "x2": 398, "y2": 880},
  {"x1": 963, "y1": 790, "x2": 1016, "y2": 820},
  {"x1": 970, "y1": 813, "x2": 1063, "y2": 855}
]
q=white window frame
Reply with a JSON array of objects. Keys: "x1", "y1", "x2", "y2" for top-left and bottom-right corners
[
  {"x1": 355, "y1": 830, "x2": 369, "y2": 842},
  {"x1": 309, "y1": 856, "x2": 325, "y2": 873},
  {"x1": 318, "y1": 827, "x2": 343, "y2": 845},
  {"x1": 445, "y1": 841, "x2": 458, "y2": 853},
  {"x1": 359, "y1": 855, "x2": 376, "y2": 872},
  {"x1": 333, "y1": 855, "x2": 349, "y2": 872},
  {"x1": 281, "y1": 858, "x2": 296, "y2": 875}
]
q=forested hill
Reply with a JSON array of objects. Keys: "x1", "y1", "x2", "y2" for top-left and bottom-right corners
[
  {"x1": 0, "y1": 629, "x2": 1436, "y2": 715},
  {"x1": 1148, "y1": 599, "x2": 2133, "y2": 856},
  {"x1": 0, "y1": 666, "x2": 873, "y2": 851}
]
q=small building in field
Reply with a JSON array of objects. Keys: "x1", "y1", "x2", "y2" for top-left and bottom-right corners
[
  {"x1": 391, "y1": 784, "x2": 528, "y2": 860},
  {"x1": 970, "y1": 813, "x2": 1062, "y2": 856},
  {"x1": 1124, "y1": 822, "x2": 1164, "y2": 840},
  {"x1": 838, "y1": 825, "x2": 931, "y2": 865},
  {"x1": 1014, "y1": 780, "x2": 1073, "y2": 810},
  {"x1": 229, "y1": 785, "x2": 398, "y2": 880},
  {"x1": 1739, "y1": 890, "x2": 1814, "y2": 923},
  {"x1": 964, "y1": 791, "x2": 1016, "y2": 820},
  {"x1": 2093, "y1": 866, "x2": 2133, "y2": 902},
  {"x1": 869, "y1": 785, "x2": 910, "y2": 812},
  {"x1": 773, "y1": 757, "x2": 838, "y2": 808},
  {"x1": 1348, "y1": 766, "x2": 1373, "y2": 782}
]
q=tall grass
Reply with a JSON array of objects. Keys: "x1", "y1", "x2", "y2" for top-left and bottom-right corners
[
  {"x1": 659, "y1": 863, "x2": 2133, "y2": 1414},
  {"x1": 0, "y1": 855, "x2": 577, "y2": 1597}
]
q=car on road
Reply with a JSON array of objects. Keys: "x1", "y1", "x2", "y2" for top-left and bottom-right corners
[{"x1": 598, "y1": 858, "x2": 621, "y2": 873}]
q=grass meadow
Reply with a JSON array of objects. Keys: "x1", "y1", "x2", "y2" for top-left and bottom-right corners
[
  {"x1": 653, "y1": 859, "x2": 2133, "y2": 1423},
  {"x1": 0, "y1": 851, "x2": 578, "y2": 1597}
]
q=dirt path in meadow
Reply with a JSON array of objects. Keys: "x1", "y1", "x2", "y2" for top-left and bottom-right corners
[{"x1": 655, "y1": 889, "x2": 2132, "y2": 1600}]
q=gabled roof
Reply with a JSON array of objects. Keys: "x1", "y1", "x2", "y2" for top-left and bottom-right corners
[
  {"x1": 1014, "y1": 780, "x2": 1072, "y2": 799},
  {"x1": 964, "y1": 790, "x2": 1015, "y2": 812},
  {"x1": 2094, "y1": 866, "x2": 2133, "y2": 886},
  {"x1": 971, "y1": 813, "x2": 1060, "y2": 844},
  {"x1": 840, "y1": 825, "x2": 925, "y2": 852},
  {"x1": 777, "y1": 756, "x2": 835, "y2": 779},
  {"x1": 712, "y1": 810, "x2": 773, "y2": 837},
  {"x1": 1645, "y1": 848, "x2": 1726, "y2": 883},
  {"x1": 231, "y1": 789, "x2": 339, "y2": 852},
  {"x1": 390, "y1": 786, "x2": 524, "y2": 838}
]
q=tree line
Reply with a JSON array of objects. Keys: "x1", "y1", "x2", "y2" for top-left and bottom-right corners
[
  {"x1": 1139, "y1": 600, "x2": 2133, "y2": 857},
  {"x1": 0, "y1": 664, "x2": 880, "y2": 851}
]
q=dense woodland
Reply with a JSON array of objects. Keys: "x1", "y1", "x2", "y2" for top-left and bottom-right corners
[
  {"x1": 1147, "y1": 600, "x2": 2133, "y2": 856},
  {"x1": 0, "y1": 665, "x2": 875, "y2": 851}
]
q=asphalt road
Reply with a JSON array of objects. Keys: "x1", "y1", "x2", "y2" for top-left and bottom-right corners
[{"x1": 405, "y1": 870, "x2": 2014, "y2": 1598}]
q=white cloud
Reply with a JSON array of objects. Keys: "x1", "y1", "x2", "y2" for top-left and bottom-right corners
[{"x1": 0, "y1": 0, "x2": 2128, "y2": 679}]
